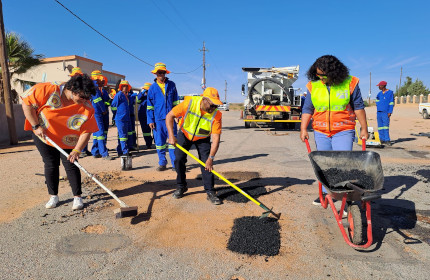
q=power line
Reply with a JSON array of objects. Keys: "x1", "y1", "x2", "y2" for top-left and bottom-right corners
[
  {"x1": 53, "y1": 0, "x2": 202, "y2": 74},
  {"x1": 53, "y1": 0, "x2": 152, "y2": 67}
]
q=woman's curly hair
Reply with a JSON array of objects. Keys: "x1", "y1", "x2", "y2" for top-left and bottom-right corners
[
  {"x1": 64, "y1": 74, "x2": 96, "y2": 99},
  {"x1": 306, "y1": 55, "x2": 349, "y2": 85}
]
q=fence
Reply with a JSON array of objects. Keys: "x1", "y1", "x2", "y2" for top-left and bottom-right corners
[{"x1": 395, "y1": 94, "x2": 429, "y2": 104}]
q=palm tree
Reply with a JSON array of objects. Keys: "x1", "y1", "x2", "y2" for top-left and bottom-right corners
[{"x1": 0, "y1": 32, "x2": 43, "y2": 103}]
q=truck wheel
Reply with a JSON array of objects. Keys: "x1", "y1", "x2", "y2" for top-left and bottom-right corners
[
  {"x1": 245, "y1": 121, "x2": 250, "y2": 128},
  {"x1": 423, "y1": 110, "x2": 429, "y2": 119},
  {"x1": 347, "y1": 204, "x2": 363, "y2": 245}
]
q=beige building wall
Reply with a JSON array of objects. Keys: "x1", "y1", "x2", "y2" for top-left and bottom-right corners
[{"x1": 12, "y1": 55, "x2": 124, "y2": 98}]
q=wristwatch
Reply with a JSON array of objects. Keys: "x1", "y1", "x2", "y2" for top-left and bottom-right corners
[
  {"x1": 32, "y1": 124, "x2": 41, "y2": 130},
  {"x1": 209, "y1": 155, "x2": 215, "y2": 160}
]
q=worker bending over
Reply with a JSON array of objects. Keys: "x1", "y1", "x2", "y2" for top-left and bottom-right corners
[{"x1": 166, "y1": 87, "x2": 223, "y2": 205}]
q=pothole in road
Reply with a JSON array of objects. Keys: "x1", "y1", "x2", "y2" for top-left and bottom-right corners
[
  {"x1": 227, "y1": 216, "x2": 280, "y2": 256},
  {"x1": 56, "y1": 234, "x2": 130, "y2": 255},
  {"x1": 407, "y1": 150, "x2": 429, "y2": 158},
  {"x1": 217, "y1": 186, "x2": 267, "y2": 203},
  {"x1": 196, "y1": 171, "x2": 260, "y2": 181}
]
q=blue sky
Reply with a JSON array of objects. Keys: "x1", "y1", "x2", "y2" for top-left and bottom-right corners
[{"x1": 4, "y1": 0, "x2": 430, "y2": 102}]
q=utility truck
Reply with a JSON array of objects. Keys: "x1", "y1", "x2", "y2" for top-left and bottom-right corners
[{"x1": 241, "y1": 66, "x2": 302, "y2": 128}]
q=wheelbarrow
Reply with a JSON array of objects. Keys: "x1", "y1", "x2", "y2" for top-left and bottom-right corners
[{"x1": 305, "y1": 139, "x2": 383, "y2": 248}]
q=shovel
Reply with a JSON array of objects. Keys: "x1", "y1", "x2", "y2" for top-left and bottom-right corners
[
  {"x1": 175, "y1": 143, "x2": 280, "y2": 219},
  {"x1": 45, "y1": 136, "x2": 138, "y2": 218}
]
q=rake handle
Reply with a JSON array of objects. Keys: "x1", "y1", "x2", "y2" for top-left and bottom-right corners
[
  {"x1": 45, "y1": 136, "x2": 128, "y2": 208},
  {"x1": 175, "y1": 143, "x2": 276, "y2": 215}
]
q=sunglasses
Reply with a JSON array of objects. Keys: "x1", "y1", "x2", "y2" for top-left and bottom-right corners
[
  {"x1": 204, "y1": 98, "x2": 218, "y2": 109},
  {"x1": 156, "y1": 71, "x2": 166, "y2": 75},
  {"x1": 316, "y1": 73, "x2": 327, "y2": 78}
]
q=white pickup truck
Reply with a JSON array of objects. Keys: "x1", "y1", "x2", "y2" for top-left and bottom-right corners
[{"x1": 419, "y1": 103, "x2": 430, "y2": 119}]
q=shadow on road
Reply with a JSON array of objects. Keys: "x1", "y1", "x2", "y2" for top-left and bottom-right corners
[
  {"x1": 392, "y1": 137, "x2": 416, "y2": 144},
  {"x1": 381, "y1": 175, "x2": 419, "y2": 199},
  {"x1": 368, "y1": 198, "x2": 427, "y2": 253}
]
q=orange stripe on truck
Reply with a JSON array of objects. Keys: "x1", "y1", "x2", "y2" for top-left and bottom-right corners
[{"x1": 256, "y1": 105, "x2": 291, "y2": 112}]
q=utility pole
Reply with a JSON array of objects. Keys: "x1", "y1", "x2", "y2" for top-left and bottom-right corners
[
  {"x1": 368, "y1": 72, "x2": 371, "y2": 104},
  {"x1": 0, "y1": 0, "x2": 17, "y2": 145},
  {"x1": 224, "y1": 80, "x2": 227, "y2": 103},
  {"x1": 398, "y1": 66, "x2": 402, "y2": 97},
  {"x1": 199, "y1": 41, "x2": 208, "y2": 90}
]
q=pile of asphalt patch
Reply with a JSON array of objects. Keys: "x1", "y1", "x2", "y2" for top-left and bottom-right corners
[
  {"x1": 323, "y1": 168, "x2": 374, "y2": 190},
  {"x1": 217, "y1": 186, "x2": 267, "y2": 203},
  {"x1": 227, "y1": 216, "x2": 280, "y2": 256}
]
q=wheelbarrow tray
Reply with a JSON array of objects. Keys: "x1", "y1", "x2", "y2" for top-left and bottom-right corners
[{"x1": 308, "y1": 151, "x2": 384, "y2": 198}]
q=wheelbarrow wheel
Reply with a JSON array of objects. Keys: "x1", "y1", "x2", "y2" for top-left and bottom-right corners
[{"x1": 347, "y1": 204, "x2": 363, "y2": 245}]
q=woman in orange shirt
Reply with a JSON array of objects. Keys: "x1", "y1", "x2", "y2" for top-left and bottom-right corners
[{"x1": 21, "y1": 74, "x2": 98, "y2": 210}]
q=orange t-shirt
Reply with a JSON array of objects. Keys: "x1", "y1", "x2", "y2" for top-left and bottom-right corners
[
  {"x1": 172, "y1": 97, "x2": 222, "y2": 135},
  {"x1": 20, "y1": 82, "x2": 98, "y2": 149}
]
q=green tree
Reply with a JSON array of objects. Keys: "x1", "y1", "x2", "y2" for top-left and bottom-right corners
[
  {"x1": 0, "y1": 32, "x2": 43, "y2": 103},
  {"x1": 396, "y1": 76, "x2": 413, "y2": 97},
  {"x1": 408, "y1": 79, "x2": 430, "y2": 96}
]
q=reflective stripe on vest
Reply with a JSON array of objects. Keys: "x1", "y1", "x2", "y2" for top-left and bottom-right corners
[
  {"x1": 310, "y1": 76, "x2": 357, "y2": 134},
  {"x1": 181, "y1": 97, "x2": 217, "y2": 141}
]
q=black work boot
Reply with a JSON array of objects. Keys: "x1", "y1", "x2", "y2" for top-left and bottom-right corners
[
  {"x1": 207, "y1": 192, "x2": 221, "y2": 205},
  {"x1": 156, "y1": 165, "x2": 167, "y2": 171},
  {"x1": 172, "y1": 187, "x2": 188, "y2": 199}
]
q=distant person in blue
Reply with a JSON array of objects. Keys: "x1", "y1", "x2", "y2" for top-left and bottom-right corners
[
  {"x1": 147, "y1": 62, "x2": 180, "y2": 171},
  {"x1": 138, "y1": 83, "x2": 153, "y2": 149},
  {"x1": 128, "y1": 89, "x2": 137, "y2": 150},
  {"x1": 375, "y1": 81, "x2": 394, "y2": 146},
  {"x1": 111, "y1": 81, "x2": 132, "y2": 156},
  {"x1": 90, "y1": 70, "x2": 112, "y2": 160}
]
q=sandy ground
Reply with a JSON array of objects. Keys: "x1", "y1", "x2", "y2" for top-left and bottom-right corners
[{"x1": 0, "y1": 103, "x2": 429, "y2": 279}]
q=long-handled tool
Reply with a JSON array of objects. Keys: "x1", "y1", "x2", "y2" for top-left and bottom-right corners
[
  {"x1": 175, "y1": 143, "x2": 280, "y2": 219},
  {"x1": 45, "y1": 136, "x2": 138, "y2": 218}
]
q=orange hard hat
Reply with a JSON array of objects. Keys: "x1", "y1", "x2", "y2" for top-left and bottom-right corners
[
  {"x1": 119, "y1": 80, "x2": 132, "y2": 92},
  {"x1": 201, "y1": 87, "x2": 222, "y2": 105}
]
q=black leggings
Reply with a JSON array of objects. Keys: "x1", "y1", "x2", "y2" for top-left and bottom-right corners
[{"x1": 33, "y1": 134, "x2": 82, "y2": 196}]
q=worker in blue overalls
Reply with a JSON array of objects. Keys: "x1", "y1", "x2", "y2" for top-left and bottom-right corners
[
  {"x1": 111, "y1": 80, "x2": 132, "y2": 156},
  {"x1": 90, "y1": 70, "x2": 112, "y2": 160},
  {"x1": 138, "y1": 83, "x2": 153, "y2": 149},
  {"x1": 128, "y1": 89, "x2": 137, "y2": 150},
  {"x1": 147, "y1": 62, "x2": 180, "y2": 171},
  {"x1": 100, "y1": 76, "x2": 111, "y2": 144},
  {"x1": 376, "y1": 81, "x2": 394, "y2": 146},
  {"x1": 109, "y1": 88, "x2": 117, "y2": 126}
]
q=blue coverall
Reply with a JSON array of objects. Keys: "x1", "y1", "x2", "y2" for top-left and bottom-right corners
[
  {"x1": 376, "y1": 89, "x2": 394, "y2": 142},
  {"x1": 111, "y1": 91, "x2": 130, "y2": 155},
  {"x1": 128, "y1": 91, "x2": 137, "y2": 149},
  {"x1": 147, "y1": 78, "x2": 179, "y2": 167},
  {"x1": 91, "y1": 82, "x2": 109, "y2": 157},
  {"x1": 101, "y1": 88, "x2": 110, "y2": 139},
  {"x1": 137, "y1": 90, "x2": 153, "y2": 148}
]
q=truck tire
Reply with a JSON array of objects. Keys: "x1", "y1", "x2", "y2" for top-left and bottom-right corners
[
  {"x1": 248, "y1": 77, "x2": 293, "y2": 105},
  {"x1": 245, "y1": 121, "x2": 250, "y2": 128},
  {"x1": 423, "y1": 109, "x2": 429, "y2": 119}
]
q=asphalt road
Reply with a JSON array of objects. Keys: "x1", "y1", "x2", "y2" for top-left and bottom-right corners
[{"x1": 0, "y1": 110, "x2": 429, "y2": 280}]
